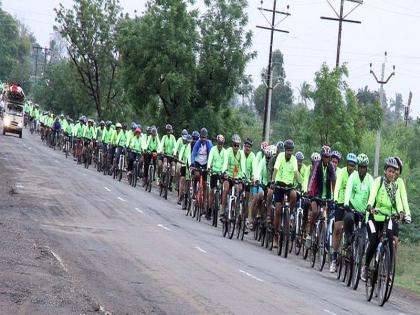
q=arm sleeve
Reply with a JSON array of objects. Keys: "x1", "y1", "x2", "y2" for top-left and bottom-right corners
[
  {"x1": 344, "y1": 172, "x2": 354, "y2": 207},
  {"x1": 302, "y1": 166, "x2": 310, "y2": 193},
  {"x1": 367, "y1": 177, "x2": 380, "y2": 208},
  {"x1": 191, "y1": 141, "x2": 198, "y2": 166},
  {"x1": 158, "y1": 135, "x2": 164, "y2": 153},
  {"x1": 222, "y1": 148, "x2": 229, "y2": 173},
  {"x1": 334, "y1": 170, "x2": 342, "y2": 201},
  {"x1": 207, "y1": 147, "x2": 214, "y2": 170},
  {"x1": 240, "y1": 151, "x2": 246, "y2": 178},
  {"x1": 396, "y1": 187, "x2": 404, "y2": 213},
  {"x1": 399, "y1": 179, "x2": 411, "y2": 215}
]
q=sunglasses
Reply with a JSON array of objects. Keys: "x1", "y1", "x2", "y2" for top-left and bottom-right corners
[
  {"x1": 233, "y1": 144, "x2": 240, "y2": 148},
  {"x1": 193, "y1": 137, "x2": 199, "y2": 141}
]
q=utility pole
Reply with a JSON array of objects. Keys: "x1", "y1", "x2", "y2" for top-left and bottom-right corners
[
  {"x1": 257, "y1": 0, "x2": 290, "y2": 142},
  {"x1": 404, "y1": 91, "x2": 412, "y2": 127},
  {"x1": 370, "y1": 52, "x2": 396, "y2": 177},
  {"x1": 32, "y1": 45, "x2": 43, "y2": 79},
  {"x1": 43, "y1": 47, "x2": 52, "y2": 74},
  {"x1": 321, "y1": 0, "x2": 363, "y2": 68}
]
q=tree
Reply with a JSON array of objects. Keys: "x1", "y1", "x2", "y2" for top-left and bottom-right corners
[
  {"x1": 0, "y1": 7, "x2": 32, "y2": 89},
  {"x1": 388, "y1": 93, "x2": 404, "y2": 123},
  {"x1": 254, "y1": 49, "x2": 293, "y2": 120},
  {"x1": 54, "y1": 0, "x2": 121, "y2": 118}
]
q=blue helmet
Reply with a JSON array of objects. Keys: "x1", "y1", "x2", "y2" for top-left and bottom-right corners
[
  {"x1": 192, "y1": 130, "x2": 200, "y2": 139},
  {"x1": 331, "y1": 150, "x2": 342, "y2": 161}
]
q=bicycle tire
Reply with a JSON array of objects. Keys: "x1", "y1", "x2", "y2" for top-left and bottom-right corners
[
  {"x1": 283, "y1": 208, "x2": 290, "y2": 258},
  {"x1": 311, "y1": 228, "x2": 317, "y2": 268},
  {"x1": 385, "y1": 253, "x2": 395, "y2": 302},
  {"x1": 222, "y1": 213, "x2": 229, "y2": 237},
  {"x1": 133, "y1": 163, "x2": 138, "y2": 187},
  {"x1": 378, "y1": 245, "x2": 391, "y2": 306},
  {"x1": 240, "y1": 213, "x2": 246, "y2": 241},
  {"x1": 318, "y1": 221, "x2": 327, "y2": 271},
  {"x1": 351, "y1": 235, "x2": 363, "y2": 290},
  {"x1": 277, "y1": 231, "x2": 283, "y2": 256},
  {"x1": 295, "y1": 212, "x2": 303, "y2": 256},
  {"x1": 228, "y1": 207, "x2": 236, "y2": 239},
  {"x1": 212, "y1": 190, "x2": 219, "y2": 227},
  {"x1": 267, "y1": 226, "x2": 274, "y2": 250},
  {"x1": 236, "y1": 213, "x2": 242, "y2": 239},
  {"x1": 164, "y1": 171, "x2": 169, "y2": 200}
]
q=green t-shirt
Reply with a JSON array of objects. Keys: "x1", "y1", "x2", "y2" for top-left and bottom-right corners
[
  {"x1": 344, "y1": 171, "x2": 374, "y2": 214},
  {"x1": 273, "y1": 152, "x2": 298, "y2": 185},
  {"x1": 208, "y1": 146, "x2": 225, "y2": 173},
  {"x1": 367, "y1": 177, "x2": 403, "y2": 222},
  {"x1": 244, "y1": 151, "x2": 255, "y2": 181},
  {"x1": 222, "y1": 147, "x2": 246, "y2": 178},
  {"x1": 334, "y1": 168, "x2": 353, "y2": 204},
  {"x1": 159, "y1": 134, "x2": 176, "y2": 155}
]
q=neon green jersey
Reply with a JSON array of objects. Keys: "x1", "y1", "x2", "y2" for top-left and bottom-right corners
[
  {"x1": 344, "y1": 171, "x2": 373, "y2": 214},
  {"x1": 208, "y1": 146, "x2": 225, "y2": 173},
  {"x1": 273, "y1": 152, "x2": 298, "y2": 185},
  {"x1": 334, "y1": 168, "x2": 354, "y2": 204},
  {"x1": 222, "y1": 147, "x2": 246, "y2": 179},
  {"x1": 367, "y1": 177, "x2": 403, "y2": 222}
]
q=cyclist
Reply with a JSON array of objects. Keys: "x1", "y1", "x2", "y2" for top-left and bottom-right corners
[
  {"x1": 207, "y1": 134, "x2": 226, "y2": 218},
  {"x1": 109, "y1": 123, "x2": 126, "y2": 172},
  {"x1": 101, "y1": 121, "x2": 113, "y2": 159},
  {"x1": 143, "y1": 126, "x2": 160, "y2": 185},
  {"x1": 394, "y1": 157, "x2": 412, "y2": 225},
  {"x1": 158, "y1": 124, "x2": 177, "y2": 188},
  {"x1": 254, "y1": 141, "x2": 269, "y2": 171},
  {"x1": 177, "y1": 133, "x2": 192, "y2": 206},
  {"x1": 306, "y1": 145, "x2": 336, "y2": 245},
  {"x1": 191, "y1": 128, "x2": 213, "y2": 214},
  {"x1": 220, "y1": 134, "x2": 245, "y2": 220},
  {"x1": 51, "y1": 117, "x2": 61, "y2": 147},
  {"x1": 249, "y1": 144, "x2": 276, "y2": 230},
  {"x1": 294, "y1": 151, "x2": 309, "y2": 192},
  {"x1": 127, "y1": 127, "x2": 143, "y2": 177},
  {"x1": 174, "y1": 129, "x2": 189, "y2": 194},
  {"x1": 243, "y1": 138, "x2": 255, "y2": 227},
  {"x1": 342, "y1": 153, "x2": 373, "y2": 251},
  {"x1": 331, "y1": 150, "x2": 342, "y2": 173},
  {"x1": 362, "y1": 157, "x2": 408, "y2": 281},
  {"x1": 271, "y1": 139, "x2": 300, "y2": 248},
  {"x1": 330, "y1": 152, "x2": 357, "y2": 272}
]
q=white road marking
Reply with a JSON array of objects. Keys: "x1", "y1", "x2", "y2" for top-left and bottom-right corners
[
  {"x1": 194, "y1": 246, "x2": 207, "y2": 254},
  {"x1": 48, "y1": 249, "x2": 68, "y2": 272},
  {"x1": 157, "y1": 224, "x2": 171, "y2": 231},
  {"x1": 239, "y1": 269, "x2": 264, "y2": 282},
  {"x1": 16, "y1": 183, "x2": 24, "y2": 188},
  {"x1": 99, "y1": 305, "x2": 113, "y2": 315},
  {"x1": 118, "y1": 197, "x2": 126, "y2": 202},
  {"x1": 28, "y1": 147, "x2": 31, "y2": 150},
  {"x1": 104, "y1": 187, "x2": 111, "y2": 192},
  {"x1": 54, "y1": 159, "x2": 59, "y2": 163},
  {"x1": 134, "y1": 207, "x2": 143, "y2": 214},
  {"x1": 323, "y1": 309, "x2": 337, "y2": 315}
]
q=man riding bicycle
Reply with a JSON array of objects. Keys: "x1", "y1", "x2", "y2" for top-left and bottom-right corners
[
  {"x1": 207, "y1": 134, "x2": 226, "y2": 219},
  {"x1": 143, "y1": 126, "x2": 160, "y2": 185},
  {"x1": 127, "y1": 127, "x2": 143, "y2": 177},
  {"x1": 330, "y1": 152, "x2": 357, "y2": 272},
  {"x1": 271, "y1": 139, "x2": 300, "y2": 248},
  {"x1": 243, "y1": 138, "x2": 255, "y2": 228},
  {"x1": 177, "y1": 133, "x2": 192, "y2": 206},
  {"x1": 158, "y1": 124, "x2": 177, "y2": 189}
]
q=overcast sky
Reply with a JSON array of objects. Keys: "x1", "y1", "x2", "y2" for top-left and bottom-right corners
[{"x1": 3, "y1": 0, "x2": 420, "y2": 118}]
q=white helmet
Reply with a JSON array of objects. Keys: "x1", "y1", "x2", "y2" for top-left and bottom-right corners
[{"x1": 264, "y1": 145, "x2": 277, "y2": 158}]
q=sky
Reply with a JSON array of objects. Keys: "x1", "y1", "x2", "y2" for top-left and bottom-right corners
[{"x1": 2, "y1": 0, "x2": 420, "y2": 118}]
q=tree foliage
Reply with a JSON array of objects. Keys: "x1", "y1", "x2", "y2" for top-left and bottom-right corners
[{"x1": 54, "y1": 0, "x2": 121, "y2": 118}]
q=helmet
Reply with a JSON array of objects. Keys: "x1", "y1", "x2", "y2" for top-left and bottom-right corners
[
  {"x1": 296, "y1": 151, "x2": 304, "y2": 161},
  {"x1": 331, "y1": 150, "x2": 342, "y2": 161},
  {"x1": 264, "y1": 145, "x2": 277, "y2": 158},
  {"x1": 244, "y1": 138, "x2": 253, "y2": 146},
  {"x1": 186, "y1": 134, "x2": 192, "y2": 143},
  {"x1": 216, "y1": 134, "x2": 225, "y2": 144},
  {"x1": 88, "y1": 118, "x2": 94, "y2": 123},
  {"x1": 99, "y1": 120, "x2": 105, "y2": 126},
  {"x1": 200, "y1": 127, "x2": 208, "y2": 137},
  {"x1": 165, "y1": 124, "x2": 173, "y2": 131},
  {"x1": 181, "y1": 129, "x2": 188, "y2": 136},
  {"x1": 284, "y1": 139, "x2": 295, "y2": 150},
  {"x1": 276, "y1": 141, "x2": 284, "y2": 153},
  {"x1": 311, "y1": 152, "x2": 321, "y2": 162},
  {"x1": 151, "y1": 126, "x2": 157, "y2": 136},
  {"x1": 346, "y1": 153, "x2": 357, "y2": 164},
  {"x1": 384, "y1": 157, "x2": 399, "y2": 170},
  {"x1": 182, "y1": 134, "x2": 188, "y2": 141},
  {"x1": 321, "y1": 145, "x2": 331, "y2": 157},
  {"x1": 232, "y1": 134, "x2": 241, "y2": 144},
  {"x1": 192, "y1": 130, "x2": 200, "y2": 139},
  {"x1": 116, "y1": 123, "x2": 122, "y2": 128},
  {"x1": 137, "y1": 123, "x2": 142, "y2": 129},
  {"x1": 146, "y1": 126, "x2": 151, "y2": 134},
  {"x1": 357, "y1": 153, "x2": 369, "y2": 166},
  {"x1": 60, "y1": 113, "x2": 64, "y2": 118},
  {"x1": 106, "y1": 120, "x2": 112, "y2": 127},
  {"x1": 135, "y1": 127, "x2": 141, "y2": 134},
  {"x1": 260, "y1": 141, "x2": 269, "y2": 150},
  {"x1": 394, "y1": 156, "x2": 403, "y2": 173},
  {"x1": 131, "y1": 122, "x2": 137, "y2": 129}
]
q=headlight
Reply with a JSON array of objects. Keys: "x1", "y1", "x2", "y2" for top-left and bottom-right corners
[
  {"x1": 3, "y1": 117, "x2": 10, "y2": 126},
  {"x1": 18, "y1": 122, "x2": 23, "y2": 128}
]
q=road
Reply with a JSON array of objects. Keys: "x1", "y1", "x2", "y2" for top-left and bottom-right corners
[{"x1": 0, "y1": 128, "x2": 419, "y2": 315}]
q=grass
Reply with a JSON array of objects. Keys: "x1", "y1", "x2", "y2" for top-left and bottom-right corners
[{"x1": 395, "y1": 243, "x2": 420, "y2": 295}]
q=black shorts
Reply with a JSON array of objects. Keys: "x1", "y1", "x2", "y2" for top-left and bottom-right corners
[
  {"x1": 210, "y1": 174, "x2": 221, "y2": 189},
  {"x1": 194, "y1": 163, "x2": 208, "y2": 180},
  {"x1": 180, "y1": 166, "x2": 186, "y2": 177},
  {"x1": 367, "y1": 214, "x2": 399, "y2": 237},
  {"x1": 335, "y1": 203, "x2": 345, "y2": 221},
  {"x1": 274, "y1": 183, "x2": 293, "y2": 203}
]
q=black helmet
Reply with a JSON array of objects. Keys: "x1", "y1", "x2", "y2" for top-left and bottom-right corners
[
  {"x1": 244, "y1": 138, "x2": 253, "y2": 146},
  {"x1": 284, "y1": 139, "x2": 295, "y2": 150},
  {"x1": 200, "y1": 127, "x2": 208, "y2": 137}
]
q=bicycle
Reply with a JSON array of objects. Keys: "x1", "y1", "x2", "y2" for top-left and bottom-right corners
[
  {"x1": 191, "y1": 165, "x2": 207, "y2": 222},
  {"x1": 235, "y1": 180, "x2": 248, "y2": 241},
  {"x1": 159, "y1": 155, "x2": 173, "y2": 200},
  {"x1": 276, "y1": 185, "x2": 294, "y2": 258},
  {"x1": 113, "y1": 147, "x2": 126, "y2": 182},
  {"x1": 63, "y1": 134, "x2": 71, "y2": 159},
  {"x1": 310, "y1": 198, "x2": 331, "y2": 271},
  {"x1": 290, "y1": 191, "x2": 305, "y2": 256},
  {"x1": 222, "y1": 177, "x2": 242, "y2": 239},
  {"x1": 83, "y1": 141, "x2": 92, "y2": 169},
  {"x1": 365, "y1": 209, "x2": 404, "y2": 306},
  {"x1": 96, "y1": 144, "x2": 104, "y2": 172},
  {"x1": 145, "y1": 151, "x2": 158, "y2": 193},
  {"x1": 349, "y1": 210, "x2": 366, "y2": 290},
  {"x1": 210, "y1": 171, "x2": 223, "y2": 228},
  {"x1": 129, "y1": 153, "x2": 142, "y2": 188}
]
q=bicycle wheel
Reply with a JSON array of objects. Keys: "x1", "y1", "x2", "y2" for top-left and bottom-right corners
[
  {"x1": 133, "y1": 163, "x2": 138, "y2": 187},
  {"x1": 228, "y1": 206, "x2": 236, "y2": 239},
  {"x1": 310, "y1": 228, "x2": 317, "y2": 268},
  {"x1": 240, "y1": 212, "x2": 246, "y2": 241},
  {"x1": 118, "y1": 165, "x2": 123, "y2": 181},
  {"x1": 318, "y1": 221, "x2": 327, "y2": 271},
  {"x1": 277, "y1": 230, "x2": 283, "y2": 256},
  {"x1": 385, "y1": 253, "x2": 395, "y2": 302},
  {"x1": 222, "y1": 211, "x2": 229, "y2": 238},
  {"x1": 260, "y1": 224, "x2": 266, "y2": 247},
  {"x1": 283, "y1": 208, "x2": 290, "y2": 258},
  {"x1": 289, "y1": 212, "x2": 295, "y2": 255},
  {"x1": 351, "y1": 235, "x2": 363, "y2": 290},
  {"x1": 377, "y1": 245, "x2": 391, "y2": 306},
  {"x1": 164, "y1": 171, "x2": 169, "y2": 200},
  {"x1": 345, "y1": 249, "x2": 353, "y2": 287},
  {"x1": 295, "y1": 211, "x2": 303, "y2": 256},
  {"x1": 212, "y1": 190, "x2": 219, "y2": 227},
  {"x1": 236, "y1": 212, "x2": 242, "y2": 239},
  {"x1": 366, "y1": 258, "x2": 377, "y2": 302}
]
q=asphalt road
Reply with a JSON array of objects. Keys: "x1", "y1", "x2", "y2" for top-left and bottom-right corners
[{"x1": 0, "y1": 127, "x2": 419, "y2": 315}]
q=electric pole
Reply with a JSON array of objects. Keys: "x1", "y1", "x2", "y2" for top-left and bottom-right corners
[
  {"x1": 43, "y1": 47, "x2": 52, "y2": 74},
  {"x1": 257, "y1": 0, "x2": 290, "y2": 142},
  {"x1": 321, "y1": 0, "x2": 363, "y2": 68},
  {"x1": 404, "y1": 91, "x2": 412, "y2": 127},
  {"x1": 370, "y1": 52, "x2": 395, "y2": 177},
  {"x1": 32, "y1": 45, "x2": 43, "y2": 79}
]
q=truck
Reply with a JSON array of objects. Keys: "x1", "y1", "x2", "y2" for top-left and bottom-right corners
[{"x1": 2, "y1": 99, "x2": 24, "y2": 138}]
